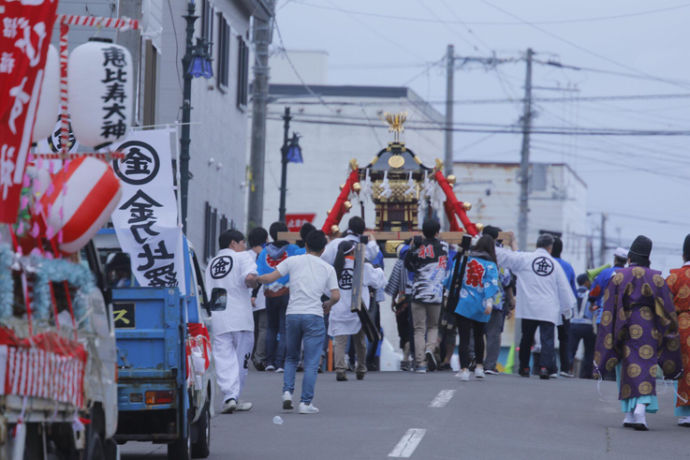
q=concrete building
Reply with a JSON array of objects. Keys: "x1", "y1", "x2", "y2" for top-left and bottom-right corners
[
  {"x1": 55, "y1": 0, "x2": 270, "y2": 262},
  {"x1": 453, "y1": 161, "x2": 589, "y2": 272}
]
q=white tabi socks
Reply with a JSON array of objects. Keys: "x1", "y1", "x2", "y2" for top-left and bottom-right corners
[
  {"x1": 622, "y1": 411, "x2": 634, "y2": 427},
  {"x1": 631, "y1": 403, "x2": 648, "y2": 431},
  {"x1": 678, "y1": 416, "x2": 690, "y2": 427}
]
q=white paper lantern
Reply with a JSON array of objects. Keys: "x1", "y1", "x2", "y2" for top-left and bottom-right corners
[
  {"x1": 32, "y1": 45, "x2": 60, "y2": 143},
  {"x1": 68, "y1": 39, "x2": 133, "y2": 149}
]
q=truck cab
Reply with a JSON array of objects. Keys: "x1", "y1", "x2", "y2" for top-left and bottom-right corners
[{"x1": 94, "y1": 229, "x2": 216, "y2": 460}]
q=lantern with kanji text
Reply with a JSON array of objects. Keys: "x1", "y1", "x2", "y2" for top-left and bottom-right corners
[{"x1": 68, "y1": 39, "x2": 132, "y2": 149}]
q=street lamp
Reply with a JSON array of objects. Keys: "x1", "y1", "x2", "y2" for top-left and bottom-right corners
[
  {"x1": 180, "y1": 0, "x2": 213, "y2": 233},
  {"x1": 278, "y1": 107, "x2": 302, "y2": 222}
]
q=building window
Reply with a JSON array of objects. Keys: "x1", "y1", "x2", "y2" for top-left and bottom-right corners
[
  {"x1": 217, "y1": 14, "x2": 230, "y2": 91},
  {"x1": 204, "y1": 202, "x2": 218, "y2": 261},
  {"x1": 142, "y1": 40, "x2": 157, "y2": 126},
  {"x1": 220, "y1": 215, "x2": 229, "y2": 233},
  {"x1": 236, "y1": 37, "x2": 249, "y2": 107},
  {"x1": 201, "y1": 0, "x2": 214, "y2": 46}
]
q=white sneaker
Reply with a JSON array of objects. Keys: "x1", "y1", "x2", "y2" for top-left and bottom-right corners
[
  {"x1": 265, "y1": 365, "x2": 275, "y2": 372},
  {"x1": 678, "y1": 416, "x2": 690, "y2": 427},
  {"x1": 222, "y1": 398, "x2": 237, "y2": 414},
  {"x1": 456, "y1": 369, "x2": 470, "y2": 381},
  {"x1": 275, "y1": 367, "x2": 284, "y2": 373},
  {"x1": 474, "y1": 366, "x2": 485, "y2": 379},
  {"x1": 282, "y1": 391, "x2": 293, "y2": 410},
  {"x1": 298, "y1": 402, "x2": 319, "y2": 414},
  {"x1": 236, "y1": 401, "x2": 253, "y2": 411}
]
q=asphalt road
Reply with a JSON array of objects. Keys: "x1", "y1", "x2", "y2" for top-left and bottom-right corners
[{"x1": 121, "y1": 370, "x2": 688, "y2": 460}]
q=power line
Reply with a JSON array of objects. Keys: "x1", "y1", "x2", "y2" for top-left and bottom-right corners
[
  {"x1": 416, "y1": 0, "x2": 480, "y2": 52},
  {"x1": 267, "y1": 109, "x2": 690, "y2": 135},
  {"x1": 270, "y1": 92, "x2": 690, "y2": 106},
  {"x1": 288, "y1": 0, "x2": 690, "y2": 26},
  {"x1": 273, "y1": 18, "x2": 339, "y2": 114},
  {"x1": 532, "y1": 58, "x2": 690, "y2": 88},
  {"x1": 323, "y1": 0, "x2": 426, "y2": 61},
  {"x1": 535, "y1": 103, "x2": 690, "y2": 163},
  {"x1": 593, "y1": 211, "x2": 690, "y2": 228},
  {"x1": 265, "y1": 115, "x2": 690, "y2": 136},
  {"x1": 480, "y1": 0, "x2": 690, "y2": 91},
  {"x1": 531, "y1": 144, "x2": 690, "y2": 183}
]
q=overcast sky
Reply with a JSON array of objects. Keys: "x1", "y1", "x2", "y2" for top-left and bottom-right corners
[{"x1": 274, "y1": 0, "x2": 690, "y2": 273}]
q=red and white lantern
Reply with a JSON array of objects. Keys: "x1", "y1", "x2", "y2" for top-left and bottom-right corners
[
  {"x1": 32, "y1": 45, "x2": 60, "y2": 143},
  {"x1": 41, "y1": 157, "x2": 122, "y2": 254},
  {"x1": 68, "y1": 39, "x2": 133, "y2": 149}
]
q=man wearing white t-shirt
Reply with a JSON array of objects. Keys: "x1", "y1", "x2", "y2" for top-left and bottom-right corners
[
  {"x1": 258, "y1": 230, "x2": 340, "y2": 414},
  {"x1": 205, "y1": 230, "x2": 258, "y2": 413}
]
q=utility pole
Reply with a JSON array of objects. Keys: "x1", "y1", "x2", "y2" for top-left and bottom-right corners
[
  {"x1": 278, "y1": 107, "x2": 291, "y2": 222},
  {"x1": 443, "y1": 48, "x2": 515, "y2": 230},
  {"x1": 444, "y1": 44, "x2": 454, "y2": 178},
  {"x1": 179, "y1": 1, "x2": 197, "y2": 233},
  {"x1": 599, "y1": 213, "x2": 607, "y2": 265},
  {"x1": 247, "y1": 0, "x2": 275, "y2": 230},
  {"x1": 513, "y1": 48, "x2": 533, "y2": 360},
  {"x1": 517, "y1": 48, "x2": 533, "y2": 251}
]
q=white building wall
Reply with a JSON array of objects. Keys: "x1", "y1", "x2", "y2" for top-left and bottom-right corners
[
  {"x1": 270, "y1": 50, "x2": 329, "y2": 85},
  {"x1": 159, "y1": 0, "x2": 253, "y2": 255},
  {"x1": 261, "y1": 92, "x2": 444, "y2": 230},
  {"x1": 453, "y1": 162, "x2": 588, "y2": 273}
]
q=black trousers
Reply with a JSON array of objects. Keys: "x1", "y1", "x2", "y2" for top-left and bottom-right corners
[
  {"x1": 555, "y1": 319, "x2": 571, "y2": 373},
  {"x1": 569, "y1": 322, "x2": 595, "y2": 378},
  {"x1": 456, "y1": 315, "x2": 485, "y2": 369},
  {"x1": 519, "y1": 319, "x2": 555, "y2": 373}
]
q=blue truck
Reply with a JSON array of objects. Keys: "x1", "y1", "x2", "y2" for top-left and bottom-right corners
[{"x1": 95, "y1": 229, "x2": 222, "y2": 460}]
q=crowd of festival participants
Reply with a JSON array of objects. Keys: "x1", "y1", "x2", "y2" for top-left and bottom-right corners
[{"x1": 203, "y1": 215, "x2": 690, "y2": 430}]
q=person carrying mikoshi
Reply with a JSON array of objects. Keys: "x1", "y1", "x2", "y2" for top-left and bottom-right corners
[
  {"x1": 665, "y1": 234, "x2": 690, "y2": 427},
  {"x1": 328, "y1": 239, "x2": 386, "y2": 382},
  {"x1": 595, "y1": 235, "x2": 682, "y2": 431}
]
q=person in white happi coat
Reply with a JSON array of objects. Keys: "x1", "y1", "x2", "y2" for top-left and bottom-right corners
[
  {"x1": 328, "y1": 240, "x2": 386, "y2": 381},
  {"x1": 205, "y1": 229, "x2": 258, "y2": 413},
  {"x1": 321, "y1": 216, "x2": 381, "y2": 266},
  {"x1": 495, "y1": 233, "x2": 576, "y2": 379}
]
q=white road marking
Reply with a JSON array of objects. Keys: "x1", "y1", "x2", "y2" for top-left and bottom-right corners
[
  {"x1": 388, "y1": 428, "x2": 427, "y2": 458},
  {"x1": 429, "y1": 389, "x2": 455, "y2": 408}
]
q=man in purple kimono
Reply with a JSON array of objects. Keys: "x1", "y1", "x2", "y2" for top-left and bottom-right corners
[{"x1": 595, "y1": 235, "x2": 682, "y2": 431}]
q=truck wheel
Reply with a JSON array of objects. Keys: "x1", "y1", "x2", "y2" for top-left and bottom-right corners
[
  {"x1": 104, "y1": 439, "x2": 118, "y2": 460},
  {"x1": 167, "y1": 429, "x2": 191, "y2": 460},
  {"x1": 85, "y1": 432, "x2": 105, "y2": 460},
  {"x1": 23, "y1": 424, "x2": 44, "y2": 460},
  {"x1": 191, "y1": 401, "x2": 211, "y2": 458}
]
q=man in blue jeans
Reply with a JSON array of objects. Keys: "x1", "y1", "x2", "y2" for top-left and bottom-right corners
[
  {"x1": 258, "y1": 231, "x2": 339, "y2": 414},
  {"x1": 257, "y1": 222, "x2": 305, "y2": 372}
]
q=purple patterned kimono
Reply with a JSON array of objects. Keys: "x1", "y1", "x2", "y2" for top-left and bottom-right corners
[{"x1": 594, "y1": 265, "x2": 682, "y2": 401}]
